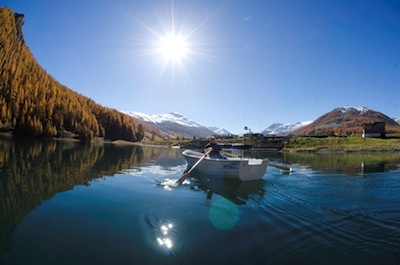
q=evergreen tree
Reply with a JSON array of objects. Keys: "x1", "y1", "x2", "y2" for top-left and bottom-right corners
[{"x1": 0, "y1": 7, "x2": 155, "y2": 141}]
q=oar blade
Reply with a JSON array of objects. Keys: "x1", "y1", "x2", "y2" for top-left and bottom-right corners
[
  {"x1": 176, "y1": 172, "x2": 190, "y2": 185},
  {"x1": 268, "y1": 163, "x2": 292, "y2": 172}
]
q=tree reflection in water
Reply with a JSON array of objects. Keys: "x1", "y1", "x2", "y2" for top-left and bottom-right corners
[{"x1": 0, "y1": 136, "x2": 181, "y2": 252}]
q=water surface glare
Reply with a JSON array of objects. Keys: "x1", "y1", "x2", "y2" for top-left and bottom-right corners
[{"x1": 0, "y1": 137, "x2": 399, "y2": 265}]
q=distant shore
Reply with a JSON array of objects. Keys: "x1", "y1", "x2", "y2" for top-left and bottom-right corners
[{"x1": 2, "y1": 133, "x2": 400, "y2": 152}]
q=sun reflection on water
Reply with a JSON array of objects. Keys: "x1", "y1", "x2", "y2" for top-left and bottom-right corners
[{"x1": 156, "y1": 222, "x2": 174, "y2": 250}]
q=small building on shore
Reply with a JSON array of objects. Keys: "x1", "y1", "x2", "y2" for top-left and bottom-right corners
[{"x1": 362, "y1": 122, "x2": 385, "y2": 138}]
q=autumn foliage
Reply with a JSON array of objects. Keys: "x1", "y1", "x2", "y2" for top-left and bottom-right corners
[
  {"x1": 294, "y1": 107, "x2": 400, "y2": 136},
  {"x1": 0, "y1": 7, "x2": 145, "y2": 141}
]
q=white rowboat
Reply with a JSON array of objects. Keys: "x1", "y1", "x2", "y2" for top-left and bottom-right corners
[{"x1": 182, "y1": 149, "x2": 268, "y2": 181}]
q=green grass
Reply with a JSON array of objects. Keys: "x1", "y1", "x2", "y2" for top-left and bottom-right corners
[{"x1": 285, "y1": 136, "x2": 400, "y2": 152}]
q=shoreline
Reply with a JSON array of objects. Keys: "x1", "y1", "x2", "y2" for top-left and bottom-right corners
[{"x1": 2, "y1": 133, "x2": 400, "y2": 153}]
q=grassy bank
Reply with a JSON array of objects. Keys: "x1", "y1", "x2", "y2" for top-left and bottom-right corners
[
  {"x1": 284, "y1": 136, "x2": 400, "y2": 152},
  {"x1": 145, "y1": 135, "x2": 400, "y2": 152},
  {"x1": 4, "y1": 131, "x2": 398, "y2": 152}
]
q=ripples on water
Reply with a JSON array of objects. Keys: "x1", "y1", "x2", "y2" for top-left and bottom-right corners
[
  {"x1": 111, "y1": 156, "x2": 400, "y2": 264},
  {"x1": 144, "y1": 164, "x2": 400, "y2": 264},
  {"x1": 250, "y1": 169, "x2": 400, "y2": 265},
  {"x1": 1, "y1": 139, "x2": 400, "y2": 265}
]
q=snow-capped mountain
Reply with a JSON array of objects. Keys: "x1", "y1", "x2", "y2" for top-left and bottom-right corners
[
  {"x1": 338, "y1": 105, "x2": 370, "y2": 114},
  {"x1": 295, "y1": 105, "x2": 400, "y2": 136},
  {"x1": 122, "y1": 111, "x2": 215, "y2": 138},
  {"x1": 122, "y1": 107, "x2": 399, "y2": 139},
  {"x1": 208, "y1": 126, "x2": 232, "y2": 136},
  {"x1": 261, "y1": 121, "x2": 312, "y2": 136},
  {"x1": 124, "y1": 111, "x2": 200, "y2": 127}
]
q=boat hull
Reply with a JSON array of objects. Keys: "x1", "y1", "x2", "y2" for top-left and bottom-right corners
[{"x1": 182, "y1": 149, "x2": 267, "y2": 181}]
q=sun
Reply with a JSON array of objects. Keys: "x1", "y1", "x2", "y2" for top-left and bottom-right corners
[
  {"x1": 128, "y1": 2, "x2": 217, "y2": 81},
  {"x1": 158, "y1": 34, "x2": 189, "y2": 62}
]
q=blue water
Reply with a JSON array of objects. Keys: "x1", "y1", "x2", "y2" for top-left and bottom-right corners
[{"x1": 0, "y1": 138, "x2": 399, "y2": 265}]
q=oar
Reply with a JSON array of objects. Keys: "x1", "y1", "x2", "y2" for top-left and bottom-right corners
[
  {"x1": 223, "y1": 152, "x2": 240, "y2": 158},
  {"x1": 224, "y1": 152, "x2": 291, "y2": 172},
  {"x1": 267, "y1": 163, "x2": 291, "y2": 172},
  {"x1": 176, "y1": 149, "x2": 211, "y2": 185}
]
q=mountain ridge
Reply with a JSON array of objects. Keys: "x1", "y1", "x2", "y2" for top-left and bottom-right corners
[
  {"x1": 262, "y1": 121, "x2": 313, "y2": 136},
  {"x1": 294, "y1": 106, "x2": 400, "y2": 136},
  {"x1": 122, "y1": 111, "x2": 217, "y2": 138},
  {"x1": 123, "y1": 106, "x2": 399, "y2": 138}
]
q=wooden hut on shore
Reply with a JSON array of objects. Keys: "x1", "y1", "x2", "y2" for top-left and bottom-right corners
[{"x1": 362, "y1": 122, "x2": 385, "y2": 138}]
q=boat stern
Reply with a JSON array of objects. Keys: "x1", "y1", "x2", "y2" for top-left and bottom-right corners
[{"x1": 238, "y1": 159, "x2": 268, "y2": 181}]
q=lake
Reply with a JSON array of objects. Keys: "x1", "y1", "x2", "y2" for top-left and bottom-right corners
[{"x1": 0, "y1": 136, "x2": 399, "y2": 265}]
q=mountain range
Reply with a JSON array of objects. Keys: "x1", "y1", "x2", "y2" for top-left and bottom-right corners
[
  {"x1": 123, "y1": 106, "x2": 400, "y2": 138},
  {"x1": 122, "y1": 111, "x2": 217, "y2": 138},
  {"x1": 3, "y1": 8, "x2": 399, "y2": 141}
]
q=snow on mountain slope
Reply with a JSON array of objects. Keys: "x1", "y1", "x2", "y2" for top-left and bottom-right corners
[
  {"x1": 122, "y1": 106, "x2": 396, "y2": 138},
  {"x1": 339, "y1": 105, "x2": 370, "y2": 114},
  {"x1": 214, "y1": 128, "x2": 232, "y2": 136},
  {"x1": 262, "y1": 121, "x2": 313, "y2": 136},
  {"x1": 122, "y1": 111, "x2": 214, "y2": 138},
  {"x1": 123, "y1": 111, "x2": 202, "y2": 127}
]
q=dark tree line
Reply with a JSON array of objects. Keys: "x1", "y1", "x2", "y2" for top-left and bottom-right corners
[{"x1": 0, "y1": 7, "x2": 145, "y2": 141}]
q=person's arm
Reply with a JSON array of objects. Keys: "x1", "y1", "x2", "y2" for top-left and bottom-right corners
[
  {"x1": 204, "y1": 147, "x2": 212, "y2": 154},
  {"x1": 204, "y1": 143, "x2": 212, "y2": 154}
]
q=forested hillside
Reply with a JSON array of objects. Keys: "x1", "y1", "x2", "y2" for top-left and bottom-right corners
[
  {"x1": 0, "y1": 7, "x2": 149, "y2": 141},
  {"x1": 294, "y1": 106, "x2": 400, "y2": 136}
]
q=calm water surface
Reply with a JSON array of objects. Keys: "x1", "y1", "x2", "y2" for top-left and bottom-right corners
[{"x1": 0, "y1": 136, "x2": 399, "y2": 265}]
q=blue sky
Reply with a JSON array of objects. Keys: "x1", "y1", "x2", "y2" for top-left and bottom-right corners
[{"x1": 3, "y1": 0, "x2": 400, "y2": 134}]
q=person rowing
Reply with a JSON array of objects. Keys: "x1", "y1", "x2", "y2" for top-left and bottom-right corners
[{"x1": 204, "y1": 136, "x2": 227, "y2": 159}]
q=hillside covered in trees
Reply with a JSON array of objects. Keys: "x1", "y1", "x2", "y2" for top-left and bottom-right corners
[
  {"x1": 0, "y1": 7, "x2": 154, "y2": 141},
  {"x1": 294, "y1": 106, "x2": 400, "y2": 136}
]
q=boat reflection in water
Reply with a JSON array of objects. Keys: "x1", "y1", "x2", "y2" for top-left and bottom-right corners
[
  {"x1": 184, "y1": 171, "x2": 266, "y2": 230},
  {"x1": 187, "y1": 170, "x2": 266, "y2": 205}
]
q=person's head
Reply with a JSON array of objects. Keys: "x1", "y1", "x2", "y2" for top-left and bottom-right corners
[{"x1": 209, "y1": 136, "x2": 216, "y2": 142}]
